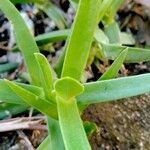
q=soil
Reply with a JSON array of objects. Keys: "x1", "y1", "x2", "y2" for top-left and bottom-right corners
[{"x1": 83, "y1": 94, "x2": 150, "y2": 150}]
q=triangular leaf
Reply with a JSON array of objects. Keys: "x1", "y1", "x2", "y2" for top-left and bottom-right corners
[{"x1": 99, "y1": 48, "x2": 128, "y2": 80}]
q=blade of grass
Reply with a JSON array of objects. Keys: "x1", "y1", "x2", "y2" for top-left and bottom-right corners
[
  {"x1": 99, "y1": 48, "x2": 128, "y2": 80},
  {"x1": 77, "y1": 73, "x2": 150, "y2": 105},
  {"x1": 61, "y1": 0, "x2": 101, "y2": 80},
  {"x1": 0, "y1": 0, "x2": 41, "y2": 85}
]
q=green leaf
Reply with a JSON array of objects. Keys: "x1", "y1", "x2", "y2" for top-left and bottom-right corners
[
  {"x1": 77, "y1": 73, "x2": 150, "y2": 105},
  {"x1": 0, "y1": 0, "x2": 41, "y2": 85},
  {"x1": 0, "y1": 79, "x2": 42, "y2": 104},
  {"x1": 34, "y1": 53, "x2": 53, "y2": 101},
  {"x1": 57, "y1": 97, "x2": 91, "y2": 150},
  {"x1": 36, "y1": 29, "x2": 69, "y2": 46},
  {"x1": 54, "y1": 44, "x2": 67, "y2": 77},
  {"x1": 37, "y1": 117, "x2": 65, "y2": 150},
  {"x1": 10, "y1": 0, "x2": 44, "y2": 4},
  {"x1": 38, "y1": 1, "x2": 66, "y2": 29},
  {"x1": 12, "y1": 29, "x2": 69, "y2": 51},
  {"x1": 5, "y1": 79, "x2": 57, "y2": 119},
  {"x1": 54, "y1": 77, "x2": 84, "y2": 100},
  {"x1": 0, "y1": 80, "x2": 44, "y2": 105},
  {"x1": 104, "y1": 21, "x2": 120, "y2": 44},
  {"x1": 84, "y1": 121, "x2": 97, "y2": 136},
  {"x1": 69, "y1": 0, "x2": 78, "y2": 9},
  {"x1": 94, "y1": 28, "x2": 109, "y2": 44},
  {"x1": 61, "y1": 0, "x2": 100, "y2": 80},
  {"x1": 101, "y1": 43, "x2": 150, "y2": 63},
  {"x1": 18, "y1": 83, "x2": 44, "y2": 97},
  {"x1": 0, "y1": 63, "x2": 19, "y2": 73},
  {"x1": 47, "y1": 117, "x2": 65, "y2": 150},
  {"x1": 37, "y1": 136, "x2": 50, "y2": 150},
  {"x1": 120, "y1": 32, "x2": 135, "y2": 45},
  {"x1": 99, "y1": 48, "x2": 128, "y2": 80},
  {"x1": 0, "y1": 103, "x2": 28, "y2": 120},
  {"x1": 98, "y1": 0, "x2": 113, "y2": 23},
  {"x1": 103, "y1": 0, "x2": 124, "y2": 24},
  {"x1": 54, "y1": 77, "x2": 90, "y2": 149}
]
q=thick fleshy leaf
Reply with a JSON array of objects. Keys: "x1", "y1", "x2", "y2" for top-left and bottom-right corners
[
  {"x1": 101, "y1": 43, "x2": 150, "y2": 63},
  {"x1": 61, "y1": 0, "x2": 100, "y2": 80},
  {"x1": 35, "y1": 29, "x2": 69, "y2": 46},
  {"x1": 103, "y1": 0, "x2": 124, "y2": 24},
  {"x1": 0, "y1": 103, "x2": 28, "y2": 120},
  {"x1": 99, "y1": 48, "x2": 128, "y2": 80},
  {"x1": 34, "y1": 53, "x2": 53, "y2": 101},
  {"x1": 77, "y1": 73, "x2": 150, "y2": 105},
  {"x1": 5, "y1": 80, "x2": 57, "y2": 119},
  {"x1": 94, "y1": 28, "x2": 109, "y2": 44},
  {"x1": 12, "y1": 29, "x2": 69, "y2": 51},
  {"x1": 10, "y1": 0, "x2": 44, "y2": 4},
  {"x1": 104, "y1": 21, "x2": 120, "y2": 44},
  {"x1": 57, "y1": 97, "x2": 91, "y2": 150},
  {"x1": 0, "y1": 63, "x2": 19, "y2": 73},
  {"x1": 98, "y1": 0, "x2": 113, "y2": 22},
  {"x1": 37, "y1": 136, "x2": 50, "y2": 150},
  {"x1": 54, "y1": 77, "x2": 84, "y2": 100},
  {"x1": 37, "y1": 117, "x2": 65, "y2": 150},
  {"x1": 0, "y1": 80, "x2": 43, "y2": 104},
  {"x1": 0, "y1": 0, "x2": 41, "y2": 85},
  {"x1": 84, "y1": 121, "x2": 97, "y2": 136},
  {"x1": 69, "y1": 0, "x2": 78, "y2": 9},
  {"x1": 47, "y1": 117, "x2": 65, "y2": 150},
  {"x1": 38, "y1": 1, "x2": 66, "y2": 29}
]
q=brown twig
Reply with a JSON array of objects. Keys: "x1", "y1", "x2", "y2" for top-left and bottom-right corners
[
  {"x1": 0, "y1": 117, "x2": 47, "y2": 132},
  {"x1": 17, "y1": 130, "x2": 34, "y2": 150}
]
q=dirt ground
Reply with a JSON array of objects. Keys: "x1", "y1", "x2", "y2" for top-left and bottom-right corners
[{"x1": 83, "y1": 94, "x2": 150, "y2": 150}]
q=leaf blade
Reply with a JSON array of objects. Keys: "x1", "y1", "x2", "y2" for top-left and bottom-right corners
[
  {"x1": 34, "y1": 53, "x2": 53, "y2": 101},
  {"x1": 77, "y1": 73, "x2": 150, "y2": 105},
  {"x1": 5, "y1": 80, "x2": 57, "y2": 119},
  {"x1": 101, "y1": 43, "x2": 150, "y2": 63},
  {"x1": 99, "y1": 48, "x2": 128, "y2": 80},
  {"x1": 57, "y1": 98, "x2": 91, "y2": 150},
  {"x1": 61, "y1": 0, "x2": 100, "y2": 80},
  {"x1": 0, "y1": 0, "x2": 41, "y2": 85}
]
